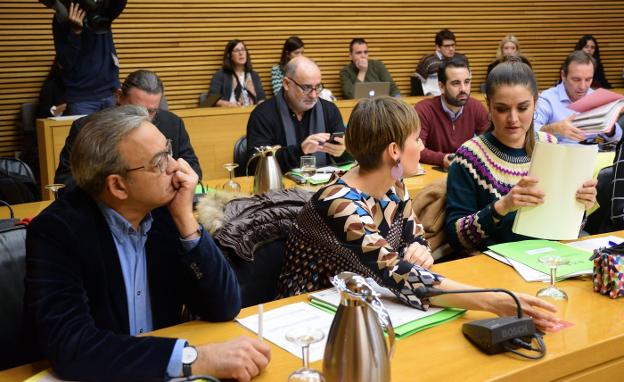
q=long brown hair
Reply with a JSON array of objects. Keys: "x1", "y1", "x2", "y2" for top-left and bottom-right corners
[{"x1": 484, "y1": 58, "x2": 538, "y2": 156}]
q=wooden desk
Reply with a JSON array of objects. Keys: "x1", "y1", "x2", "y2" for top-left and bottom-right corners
[
  {"x1": 204, "y1": 163, "x2": 446, "y2": 197},
  {"x1": 35, "y1": 96, "x2": 469, "y2": 199},
  {"x1": 4, "y1": 237, "x2": 623, "y2": 381},
  {"x1": 0, "y1": 201, "x2": 51, "y2": 220}
]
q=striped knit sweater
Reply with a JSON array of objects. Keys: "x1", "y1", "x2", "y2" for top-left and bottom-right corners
[{"x1": 444, "y1": 131, "x2": 556, "y2": 251}]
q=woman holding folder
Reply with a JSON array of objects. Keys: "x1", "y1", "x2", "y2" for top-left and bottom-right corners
[
  {"x1": 444, "y1": 59, "x2": 597, "y2": 253},
  {"x1": 278, "y1": 96, "x2": 560, "y2": 331}
]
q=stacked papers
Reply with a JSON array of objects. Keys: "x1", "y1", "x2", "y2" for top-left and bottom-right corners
[
  {"x1": 237, "y1": 302, "x2": 333, "y2": 362},
  {"x1": 289, "y1": 162, "x2": 357, "y2": 185},
  {"x1": 486, "y1": 236, "x2": 623, "y2": 282},
  {"x1": 309, "y1": 287, "x2": 464, "y2": 339}
]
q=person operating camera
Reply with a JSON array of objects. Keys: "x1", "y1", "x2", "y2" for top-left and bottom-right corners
[{"x1": 44, "y1": 0, "x2": 127, "y2": 115}]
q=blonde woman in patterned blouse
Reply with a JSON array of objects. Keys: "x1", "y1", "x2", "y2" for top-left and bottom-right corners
[{"x1": 278, "y1": 96, "x2": 560, "y2": 331}]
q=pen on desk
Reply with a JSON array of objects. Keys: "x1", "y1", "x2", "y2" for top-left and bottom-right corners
[{"x1": 258, "y1": 304, "x2": 264, "y2": 341}]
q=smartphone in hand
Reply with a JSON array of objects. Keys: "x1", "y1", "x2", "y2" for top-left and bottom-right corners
[{"x1": 327, "y1": 131, "x2": 345, "y2": 144}]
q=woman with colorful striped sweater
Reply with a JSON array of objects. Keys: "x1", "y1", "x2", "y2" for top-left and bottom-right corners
[{"x1": 445, "y1": 59, "x2": 597, "y2": 252}]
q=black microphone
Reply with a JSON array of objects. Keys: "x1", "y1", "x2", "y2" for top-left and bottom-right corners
[{"x1": 414, "y1": 285, "x2": 546, "y2": 359}]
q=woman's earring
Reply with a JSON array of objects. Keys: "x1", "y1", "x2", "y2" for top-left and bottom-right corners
[{"x1": 391, "y1": 159, "x2": 403, "y2": 181}]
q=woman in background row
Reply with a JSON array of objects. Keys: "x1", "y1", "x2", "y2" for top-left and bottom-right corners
[
  {"x1": 445, "y1": 59, "x2": 597, "y2": 253},
  {"x1": 486, "y1": 34, "x2": 522, "y2": 77},
  {"x1": 271, "y1": 36, "x2": 305, "y2": 95},
  {"x1": 209, "y1": 39, "x2": 265, "y2": 107},
  {"x1": 575, "y1": 35, "x2": 611, "y2": 89},
  {"x1": 278, "y1": 96, "x2": 560, "y2": 331}
]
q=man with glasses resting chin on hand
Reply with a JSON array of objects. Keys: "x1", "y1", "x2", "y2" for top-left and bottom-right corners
[
  {"x1": 246, "y1": 56, "x2": 351, "y2": 173},
  {"x1": 23, "y1": 105, "x2": 270, "y2": 382}
]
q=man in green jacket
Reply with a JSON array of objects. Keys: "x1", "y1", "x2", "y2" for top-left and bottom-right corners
[{"x1": 339, "y1": 38, "x2": 400, "y2": 99}]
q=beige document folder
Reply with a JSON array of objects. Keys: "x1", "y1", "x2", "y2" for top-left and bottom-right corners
[{"x1": 512, "y1": 142, "x2": 598, "y2": 240}]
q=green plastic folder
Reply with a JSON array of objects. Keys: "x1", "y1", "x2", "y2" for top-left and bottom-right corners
[
  {"x1": 309, "y1": 299, "x2": 465, "y2": 339},
  {"x1": 488, "y1": 240, "x2": 593, "y2": 278}
]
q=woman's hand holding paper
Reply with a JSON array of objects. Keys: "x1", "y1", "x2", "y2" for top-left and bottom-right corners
[{"x1": 494, "y1": 176, "x2": 545, "y2": 216}]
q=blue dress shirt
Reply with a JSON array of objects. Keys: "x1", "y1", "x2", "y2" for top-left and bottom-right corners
[
  {"x1": 440, "y1": 95, "x2": 465, "y2": 123},
  {"x1": 98, "y1": 203, "x2": 199, "y2": 378},
  {"x1": 534, "y1": 82, "x2": 622, "y2": 144}
]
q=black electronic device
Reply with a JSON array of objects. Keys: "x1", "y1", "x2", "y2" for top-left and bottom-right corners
[
  {"x1": 52, "y1": 0, "x2": 113, "y2": 34},
  {"x1": 462, "y1": 316, "x2": 536, "y2": 354},
  {"x1": 414, "y1": 286, "x2": 546, "y2": 359},
  {"x1": 327, "y1": 132, "x2": 345, "y2": 144}
]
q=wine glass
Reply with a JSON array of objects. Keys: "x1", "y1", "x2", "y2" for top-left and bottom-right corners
[
  {"x1": 285, "y1": 327, "x2": 325, "y2": 382},
  {"x1": 300, "y1": 156, "x2": 317, "y2": 184},
  {"x1": 222, "y1": 163, "x2": 241, "y2": 192},
  {"x1": 45, "y1": 183, "x2": 65, "y2": 200},
  {"x1": 536, "y1": 255, "x2": 570, "y2": 300}
]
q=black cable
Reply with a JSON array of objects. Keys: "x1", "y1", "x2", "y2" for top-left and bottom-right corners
[
  {"x1": 504, "y1": 334, "x2": 546, "y2": 360},
  {"x1": 0, "y1": 200, "x2": 14, "y2": 219}
]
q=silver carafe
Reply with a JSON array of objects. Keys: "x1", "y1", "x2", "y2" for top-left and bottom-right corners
[
  {"x1": 323, "y1": 272, "x2": 395, "y2": 382},
  {"x1": 247, "y1": 145, "x2": 284, "y2": 195}
]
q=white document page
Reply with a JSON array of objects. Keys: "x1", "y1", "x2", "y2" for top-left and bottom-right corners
[
  {"x1": 236, "y1": 302, "x2": 333, "y2": 362},
  {"x1": 48, "y1": 114, "x2": 86, "y2": 121},
  {"x1": 310, "y1": 284, "x2": 444, "y2": 327},
  {"x1": 512, "y1": 142, "x2": 597, "y2": 240},
  {"x1": 565, "y1": 235, "x2": 624, "y2": 252},
  {"x1": 484, "y1": 251, "x2": 549, "y2": 282}
]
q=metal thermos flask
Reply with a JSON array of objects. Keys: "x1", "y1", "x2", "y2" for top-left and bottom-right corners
[
  {"x1": 323, "y1": 272, "x2": 395, "y2": 382},
  {"x1": 247, "y1": 145, "x2": 284, "y2": 195}
]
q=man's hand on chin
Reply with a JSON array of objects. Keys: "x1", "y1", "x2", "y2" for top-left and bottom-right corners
[{"x1": 167, "y1": 158, "x2": 200, "y2": 235}]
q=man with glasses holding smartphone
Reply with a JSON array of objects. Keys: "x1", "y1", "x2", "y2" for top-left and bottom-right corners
[
  {"x1": 340, "y1": 37, "x2": 400, "y2": 99},
  {"x1": 54, "y1": 69, "x2": 202, "y2": 192},
  {"x1": 24, "y1": 105, "x2": 271, "y2": 381},
  {"x1": 247, "y1": 56, "x2": 350, "y2": 172},
  {"x1": 416, "y1": 29, "x2": 468, "y2": 96}
]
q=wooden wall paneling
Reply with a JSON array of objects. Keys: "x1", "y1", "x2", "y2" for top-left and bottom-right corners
[{"x1": 1, "y1": 0, "x2": 623, "y2": 164}]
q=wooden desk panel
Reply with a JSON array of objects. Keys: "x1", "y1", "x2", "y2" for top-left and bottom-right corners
[
  {"x1": 4, "y1": 244, "x2": 623, "y2": 381},
  {"x1": 0, "y1": 201, "x2": 51, "y2": 220}
]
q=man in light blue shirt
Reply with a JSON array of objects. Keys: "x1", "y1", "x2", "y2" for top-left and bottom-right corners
[
  {"x1": 534, "y1": 50, "x2": 622, "y2": 144},
  {"x1": 25, "y1": 105, "x2": 271, "y2": 381}
]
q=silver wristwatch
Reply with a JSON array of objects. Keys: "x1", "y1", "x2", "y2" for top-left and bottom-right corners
[{"x1": 182, "y1": 345, "x2": 198, "y2": 377}]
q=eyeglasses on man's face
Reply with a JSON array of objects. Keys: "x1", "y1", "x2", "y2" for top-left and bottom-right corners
[
  {"x1": 286, "y1": 77, "x2": 324, "y2": 95},
  {"x1": 126, "y1": 139, "x2": 173, "y2": 174}
]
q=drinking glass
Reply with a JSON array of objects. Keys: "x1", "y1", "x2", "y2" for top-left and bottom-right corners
[
  {"x1": 300, "y1": 156, "x2": 316, "y2": 184},
  {"x1": 222, "y1": 163, "x2": 241, "y2": 192},
  {"x1": 45, "y1": 183, "x2": 65, "y2": 200},
  {"x1": 285, "y1": 327, "x2": 325, "y2": 382},
  {"x1": 536, "y1": 255, "x2": 570, "y2": 300}
]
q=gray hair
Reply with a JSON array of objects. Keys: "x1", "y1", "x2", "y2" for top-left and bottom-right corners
[
  {"x1": 70, "y1": 105, "x2": 150, "y2": 197},
  {"x1": 121, "y1": 69, "x2": 164, "y2": 96}
]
